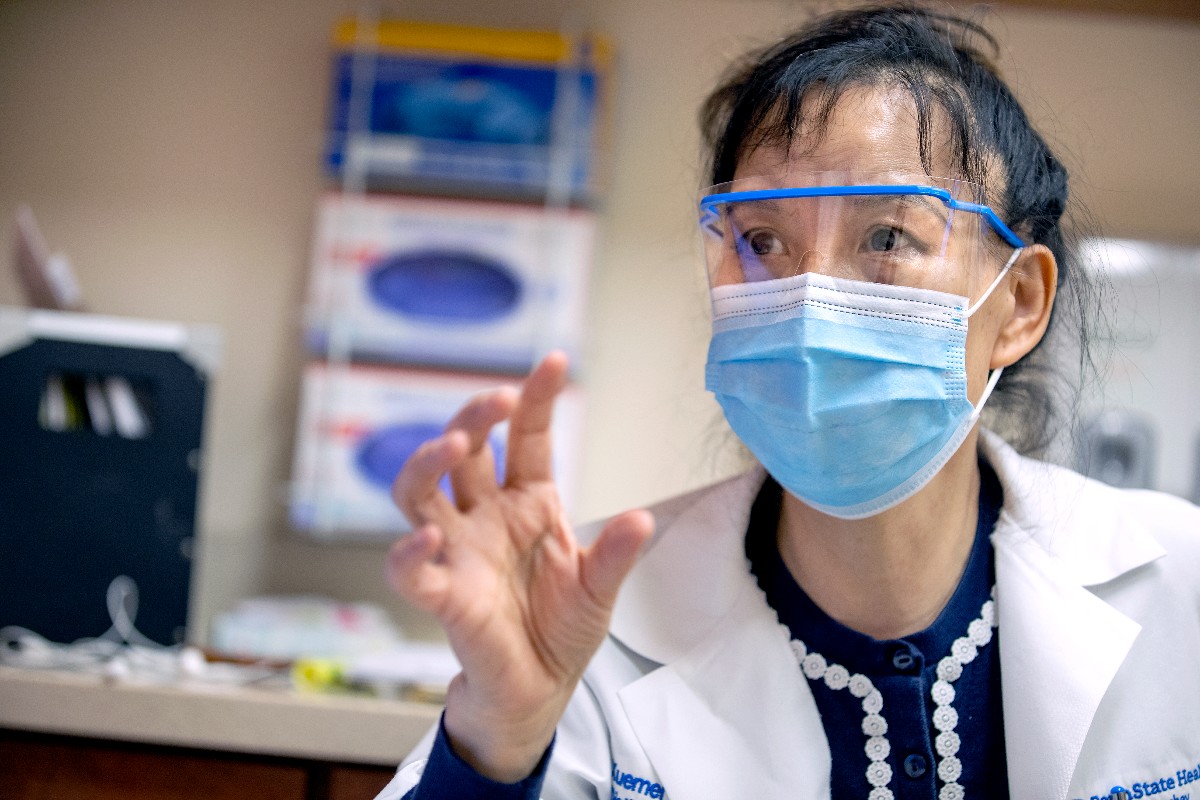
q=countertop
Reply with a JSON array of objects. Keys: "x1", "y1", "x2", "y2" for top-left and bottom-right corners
[{"x1": 0, "y1": 664, "x2": 441, "y2": 765}]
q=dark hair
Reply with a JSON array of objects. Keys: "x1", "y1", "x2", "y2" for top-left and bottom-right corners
[{"x1": 700, "y1": 2, "x2": 1108, "y2": 456}]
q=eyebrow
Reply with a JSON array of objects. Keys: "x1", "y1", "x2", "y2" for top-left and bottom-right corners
[
  {"x1": 846, "y1": 193, "x2": 950, "y2": 225},
  {"x1": 726, "y1": 197, "x2": 785, "y2": 218},
  {"x1": 721, "y1": 198, "x2": 790, "y2": 236}
]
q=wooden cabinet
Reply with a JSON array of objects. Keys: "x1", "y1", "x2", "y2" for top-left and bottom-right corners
[
  {"x1": 0, "y1": 729, "x2": 396, "y2": 800},
  {"x1": 326, "y1": 765, "x2": 400, "y2": 800}
]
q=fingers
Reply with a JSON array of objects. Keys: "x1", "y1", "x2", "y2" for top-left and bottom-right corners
[
  {"x1": 392, "y1": 429, "x2": 469, "y2": 527},
  {"x1": 580, "y1": 509, "x2": 655, "y2": 607},
  {"x1": 386, "y1": 524, "x2": 450, "y2": 611},
  {"x1": 505, "y1": 351, "x2": 569, "y2": 485},
  {"x1": 444, "y1": 387, "x2": 519, "y2": 509}
]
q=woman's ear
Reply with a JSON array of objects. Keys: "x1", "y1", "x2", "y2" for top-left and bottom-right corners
[{"x1": 991, "y1": 244, "x2": 1057, "y2": 369}]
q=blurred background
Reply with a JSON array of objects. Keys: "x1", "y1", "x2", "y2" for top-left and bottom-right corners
[{"x1": 1, "y1": 0, "x2": 1197, "y2": 648}]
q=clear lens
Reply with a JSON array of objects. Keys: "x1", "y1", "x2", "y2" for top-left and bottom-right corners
[{"x1": 699, "y1": 172, "x2": 999, "y2": 299}]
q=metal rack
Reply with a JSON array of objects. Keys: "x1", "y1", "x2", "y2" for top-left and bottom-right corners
[{"x1": 292, "y1": 6, "x2": 609, "y2": 540}]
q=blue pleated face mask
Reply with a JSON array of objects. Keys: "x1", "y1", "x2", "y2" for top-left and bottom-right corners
[{"x1": 699, "y1": 175, "x2": 1026, "y2": 518}]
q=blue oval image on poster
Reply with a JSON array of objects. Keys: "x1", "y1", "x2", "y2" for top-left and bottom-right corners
[
  {"x1": 355, "y1": 422, "x2": 506, "y2": 499},
  {"x1": 366, "y1": 251, "x2": 522, "y2": 324}
]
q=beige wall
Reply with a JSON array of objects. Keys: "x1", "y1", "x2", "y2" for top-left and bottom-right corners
[{"x1": 2, "y1": 1, "x2": 1197, "y2": 643}]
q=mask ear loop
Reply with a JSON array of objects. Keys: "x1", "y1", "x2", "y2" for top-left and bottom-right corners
[
  {"x1": 965, "y1": 248, "x2": 1022, "y2": 318},
  {"x1": 971, "y1": 366, "x2": 1004, "y2": 419},
  {"x1": 965, "y1": 247, "x2": 1023, "y2": 418}
]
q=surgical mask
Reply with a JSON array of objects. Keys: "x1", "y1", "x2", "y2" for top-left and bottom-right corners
[{"x1": 704, "y1": 253, "x2": 1018, "y2": 518}]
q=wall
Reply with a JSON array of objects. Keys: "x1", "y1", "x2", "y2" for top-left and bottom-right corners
[
  {"x1": 2, "y1": 0, "x2": 1197, "y2": 643},
  {"x1": 1074, "y1": 240, "x2": 1200, "y2": 500}
]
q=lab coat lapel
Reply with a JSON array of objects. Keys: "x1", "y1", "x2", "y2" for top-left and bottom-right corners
[
  {"x1": 606, "y1": 468, "x2": 768, "y2": 665},
  {"x1": 983, "y1": 432, "x2": 1166, "y2": 800},
  {"x1": 617, "y1": 581, "x2": 830, "y2": 800},
  {"x1": 607, "y1": 468, "x2": 830, "y2": 797},
  {"x1": 994, "y1": 524, "x2": 1141, "y2": 800}
]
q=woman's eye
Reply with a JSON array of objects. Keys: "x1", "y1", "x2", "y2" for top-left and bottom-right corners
[
  {"x1": 867, "y1": 226, "x2": 905, "y2": 252},
  {"x1": 742, "y1": 229, "x2": 784, "y2": 257}
]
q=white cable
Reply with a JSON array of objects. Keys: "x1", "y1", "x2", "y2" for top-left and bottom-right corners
[
  {"x1": 0, "y1": 624, "x2": 122, "y2": 670},
  {"x1": 102, "y1": 574, "x2": 161, "y2": 648},
  {"x1": 0, "y1": 576, "x2": 280, "y2": 686},
  {"x1": 0, "y1": 575, "x2": 175, "y2": 673}
]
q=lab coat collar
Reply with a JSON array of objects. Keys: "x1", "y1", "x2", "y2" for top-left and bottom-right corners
[{"x1": 978, "y1": 429, "x2": 1166, "y2": 586}]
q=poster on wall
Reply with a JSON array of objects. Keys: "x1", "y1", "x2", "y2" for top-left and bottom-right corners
[{"x1": 290, "y1": 362, "x2": 585, "y2": 539}]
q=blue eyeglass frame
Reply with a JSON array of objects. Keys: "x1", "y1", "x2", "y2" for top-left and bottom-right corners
[{"x1": 699, "y1": 184, "x2": 1026, "y2": 249}]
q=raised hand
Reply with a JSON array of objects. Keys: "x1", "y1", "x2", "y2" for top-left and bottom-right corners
[{"x1": 386, "y1": 351, "x2": 654, "y2": 782}]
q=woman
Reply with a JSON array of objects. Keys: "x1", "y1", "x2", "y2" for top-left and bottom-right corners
[{"x1": 378, "y1": 5, "x2": 1200, "y2": 799}]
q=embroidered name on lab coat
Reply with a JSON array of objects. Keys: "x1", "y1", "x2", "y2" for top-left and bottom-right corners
[
  {"x1": 1081, "y1": 759, "x2": 1200, "y2": 800},
  {"x1": 611, "y1": 761, "x2": 665, "y2": 799}
]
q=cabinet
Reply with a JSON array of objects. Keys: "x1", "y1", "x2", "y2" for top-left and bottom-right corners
[
  {"x1": 0, "y1": 307, "x2": 218, "y2": 645},
  {"x1": 0, "y1": 729, "x2": 396, "y2": 800}
]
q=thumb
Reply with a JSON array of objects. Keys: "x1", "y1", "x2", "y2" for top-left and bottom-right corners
[{"x1": 580, "y1": 509, "x2": 654, "y2": 607}]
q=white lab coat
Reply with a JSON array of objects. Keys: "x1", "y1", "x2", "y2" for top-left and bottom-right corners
[{"x1": 378, "y1": 431, "x2": 1200, "y2": 800}]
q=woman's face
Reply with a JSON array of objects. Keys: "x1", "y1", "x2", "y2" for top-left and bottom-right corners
[{"x1": 727, "y1": 83, "x2": 1018, "y2": 403}]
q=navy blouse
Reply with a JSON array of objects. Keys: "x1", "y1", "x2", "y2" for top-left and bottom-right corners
[{"x1": 744, "y1": 463, "x2": 1009, "y2": 799}]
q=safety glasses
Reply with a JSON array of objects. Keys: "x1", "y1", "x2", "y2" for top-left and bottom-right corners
[{"x1": 699, "y1": 173, "x2": 1025, "y2": 298}]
